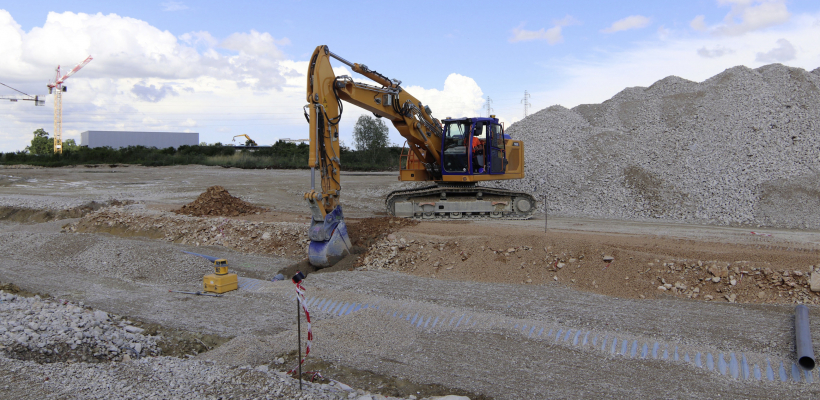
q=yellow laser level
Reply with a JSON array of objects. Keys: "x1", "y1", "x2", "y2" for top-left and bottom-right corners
[{"x1": 203, "y1": 259, "x2": 238, "y2": 294}]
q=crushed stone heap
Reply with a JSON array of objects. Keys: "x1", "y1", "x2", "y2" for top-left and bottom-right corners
[
  {"x1": 498, "y1": 64, "x2": 820, "y2": 229},
  {"x1": 175, "y1": 186, "x2": 268, "y2": 217},
  {"x1": 0, "y1": 292, "x2": 159, "y2": 362}
]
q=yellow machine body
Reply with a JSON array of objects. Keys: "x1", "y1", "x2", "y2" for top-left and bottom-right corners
[{"x1": 203, "y1": 259, "x2": 237, "y2": 294}]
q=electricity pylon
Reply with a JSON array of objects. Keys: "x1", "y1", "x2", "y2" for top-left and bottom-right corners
[{"x1": 521, "y1": 90, "x2": 531, "y2": 118}]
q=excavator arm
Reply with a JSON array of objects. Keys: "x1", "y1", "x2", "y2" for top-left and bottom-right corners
[
  {"x1": 304, "y1": 45, "x2": 445, "y2": 266},
  {"x1": 232, "y1": 134, "x2": 257, "y2": 146}
]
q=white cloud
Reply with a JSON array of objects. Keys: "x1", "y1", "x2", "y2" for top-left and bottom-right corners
[
  {"x1": 0, "y1": 10, "x2": 304, "y2": 152},
  {"x1": 692, "y1": 0, "x2": 791, "y2": 36},
  {"x1": 131, "y1": 81, "x2": 179, "y2": 102},
  {"x1": 2, "y1": 11, "x2": 288, "y2": 89},
  {"x1": 690, "y1": 15, "x2": 708, "y2": 32},
  {"x1": 509, "y1": 16, "x2": 579, "y2": 44},
  {"x1": 404, "y1": 74, "x2": 484, "y2": 120},
  {"x1": 220, "y1": 31, "x2": 289, "y2": 56},
  {"x1": 697, "y1": 45, "x2": 735, "y2": 58},
  {"x1": 179, "y1": 31, "x2": 218, "y2": 47},
  {"x1": 657, "y1": 25, "x2": 671, "y2": 40},
  {"x1": 601, "y1": 15, "x2": 651, "y2": 34},
  {"x1": 755, "y1": 38, "x2": 796, "y2": 62},
  {"x1": 529, "y1": 12, "x2": 820, "y2": 115},
  {"x1": 162, "y1": 2, "x2": 188, "y2": 12}
]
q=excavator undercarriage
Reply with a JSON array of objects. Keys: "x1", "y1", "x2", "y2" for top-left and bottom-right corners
[{"x1": 386, "y1": 184, "x2": 536, "y2": 220}]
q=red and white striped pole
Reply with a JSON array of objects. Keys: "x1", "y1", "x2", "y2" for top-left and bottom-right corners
[{"x1": 288, "y1": 271, "x2": 312, "y2": 390}]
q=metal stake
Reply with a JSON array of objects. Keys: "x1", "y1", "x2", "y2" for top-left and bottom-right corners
[
  {"x1": 297, "y1": 298, "x2": 302, "y2": 391},
  {"x1": 544, "y1": 195, "x2": 548, "y2": 233}
]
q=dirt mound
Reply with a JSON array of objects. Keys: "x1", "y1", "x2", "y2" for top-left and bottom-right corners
[
  {"x1": 358, "y1": 222, "x2": 820, "y2": 306},
  {"x1": 346, "y1": 217, "x2": 418, "y2": 248},
  {"x1": 175, "y1": 186, "x2": 268, "y2": 217}
]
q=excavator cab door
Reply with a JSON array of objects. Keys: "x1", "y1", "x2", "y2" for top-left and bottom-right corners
[
  {"x1": 471, "y1": 122, "x2": 487, "y2": 173},
  {"x1": 442, "y1": 120, "x2": 469, "y2": 173},
  {"x1": 489, "y1": 123, "x2": 506, "y2": 174}
]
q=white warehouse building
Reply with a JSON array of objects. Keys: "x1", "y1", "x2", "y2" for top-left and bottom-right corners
[{"x1": 80, "y1": 131, "x2": 199, "y2": 149}]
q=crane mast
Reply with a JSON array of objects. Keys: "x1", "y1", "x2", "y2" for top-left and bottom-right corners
[{"x1": 47, "y1": 56, "x2": 92, "y2": 154}]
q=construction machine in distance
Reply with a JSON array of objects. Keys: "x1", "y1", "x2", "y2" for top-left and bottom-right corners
[
  {"x1": 304, "y1": 45, "x2": 535, "y2": 267},
  {"x1": 232, "y1": 134, "x2": 258, "y2": 147}
]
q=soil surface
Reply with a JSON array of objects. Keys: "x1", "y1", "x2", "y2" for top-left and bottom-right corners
[
  {"x1": 2, "y1": 165, "x2": 820, "y2": 399},
  {"x1": 359, "y1": 221, "x2": 820, "y2": 305}
]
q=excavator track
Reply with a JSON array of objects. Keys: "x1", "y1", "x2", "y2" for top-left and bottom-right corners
[{"x1": 385, "y1": 184, "x2": 536, "y2": 220}]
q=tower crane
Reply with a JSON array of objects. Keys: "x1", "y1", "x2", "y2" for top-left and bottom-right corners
[
  {"x1": 0, "y1": 82, "x2": 45, "y2": 106},
  {"x1": 47, "y1": 55, "x2": 93, "y2": 154}
]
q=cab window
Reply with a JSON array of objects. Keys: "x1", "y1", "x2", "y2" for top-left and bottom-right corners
[{"x1": 442, "y1": 121, "x2": 469, "y2": 173}]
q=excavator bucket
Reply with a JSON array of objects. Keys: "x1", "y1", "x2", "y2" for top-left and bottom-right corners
[{"x1": 308, "y1": 205, "x2": 352, "y2": 267}]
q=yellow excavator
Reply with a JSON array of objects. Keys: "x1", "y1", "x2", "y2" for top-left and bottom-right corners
[
  {"x1": 232, "y1": 134, "x2": 258, "y2": 147},
  {"x1": 304, "y1": 45, "x2": 534, "y2": 266}
]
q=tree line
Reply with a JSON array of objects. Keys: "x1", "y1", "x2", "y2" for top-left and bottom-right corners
[{"x1": 1, "y1": 116, "x2": 402, "y2": 170}]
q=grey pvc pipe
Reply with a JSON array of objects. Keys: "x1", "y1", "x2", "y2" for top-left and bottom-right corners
[{"x1": 796, "y1": 304, "x2": 815, "y2": 370}]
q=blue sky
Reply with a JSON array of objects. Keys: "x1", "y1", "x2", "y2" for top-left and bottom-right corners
[{"x1": 1, "y1": 0, "x2": 819, "y2": 152}]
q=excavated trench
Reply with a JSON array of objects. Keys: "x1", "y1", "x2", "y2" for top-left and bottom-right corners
[{"x1": 0, "y1": 201, "x2": 114, "y2": 223}]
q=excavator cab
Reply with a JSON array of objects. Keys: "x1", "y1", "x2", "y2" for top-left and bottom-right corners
[{"x1": 441, "y1": 117, "x2": 506, "y2": 176}]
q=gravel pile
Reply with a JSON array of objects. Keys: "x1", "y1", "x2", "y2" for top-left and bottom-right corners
[
  {"x1": 498, "y1": 64, "x2": 820, "y2": 228},
  {"x1": 0, "y1": 292, "x2": 159, "y2": 362}
]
